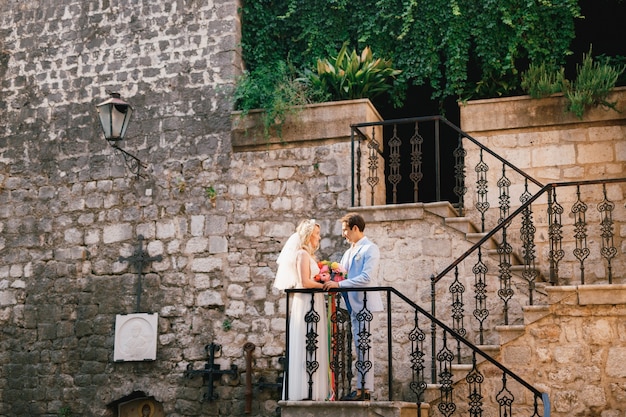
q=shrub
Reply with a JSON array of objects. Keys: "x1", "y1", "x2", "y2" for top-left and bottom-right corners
[
  {"x1": 521, "y1": 62, "x2": 564, "y2": 98},
  {"x1": 233, "y1": 61, "x2": 310, "y2": 139},
  {"x1": 233, "y1": 45, "x2": 400, "y2": 138},
  {"x1": 521, "y1": 47, "x2": 625, "y2": 119},
  {"x1": 564, "y1": 48, "x2": 624, "y2": 118}
]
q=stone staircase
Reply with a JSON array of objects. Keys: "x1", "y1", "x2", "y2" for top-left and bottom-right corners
[
  {"x1": 416, "y1": 202, "x2": 552, "y2": 413},
  {"x1": 425, "y1": 201, "x2": 550, "y2": 318},
  {"x1": 280, "y1": 279, "x2": 552, "y2": 416},
  {"x1": 407, "y1": 198, "x2": 626, "y2": 416},
  {"x1": 421, "y1": 301, "x2": 552, "y2": 406},
  {"x1": 280, "y1": 201, "x2": 626, "y2": 416}
]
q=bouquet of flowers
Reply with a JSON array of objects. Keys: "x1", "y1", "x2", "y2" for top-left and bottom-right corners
[{"x1": 315, "y1": 260, "x2": 347, "y2": 282}]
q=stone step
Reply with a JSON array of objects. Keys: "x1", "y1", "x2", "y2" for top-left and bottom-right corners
[
  {"x1": 476, "y1": 344, "x2": 501, "y2": 359},
  {"x1": 484, "y1": 247, "x2": 521, "y2": 262},
  {"x1": 509, "y1": 264, "x2": 549, "y2": 283},
  {"x1": 444, "y1": 217, "x2": 479, "y2": 234},
  {"x1": 494, "y1": 324, "x2": 526, "y2": 345},
  {"x1": 424, "y1": 383, "x2": 444, "y2": 404},
  {"x1": 421, "y1": 363, "x2": 474, "y2": 404},
  {"x1": 423, "y1": 201, "x2": 459, "y2": 218},
  {"x1": 279, "y1": 400, "x2": 430, "y2": 417},
  {"x1": 466, "y1": 232, "x2": 498, "y2": 248},
  {"x1": 545, "y1": 285, "x2": 578, "y2": 305},
  {"x1": 522, "y1": 304, "x2": 550, "y2": 325},
  {"x1": 577, "y1": 283, "x2": 626, "y2": 305}
]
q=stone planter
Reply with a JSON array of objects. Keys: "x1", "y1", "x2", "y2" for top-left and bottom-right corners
[
  {"x1": 231, "y1": 98, "x2": 387, "y2": 206},
  {"x1": 460, "y1": 86, "x2": 626, "y2": 133},
  {"x1": 458, "y1": 86, "x2": 626, "y2": 188},
  {"x1": 230, "y1": 98, "x2": 383, "y2": 151},
  {"x1": 459, "y1": 87, "x2": 626, "y2": 285}
]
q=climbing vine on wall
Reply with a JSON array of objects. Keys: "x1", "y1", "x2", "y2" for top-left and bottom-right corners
[{"x1": 240, "y1": 0, "x2": 581, "y2": 106}]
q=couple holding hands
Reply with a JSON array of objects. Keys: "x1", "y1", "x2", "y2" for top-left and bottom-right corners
[{"x1": 273, "y1": 213, "x2": 384, "y2": 402}]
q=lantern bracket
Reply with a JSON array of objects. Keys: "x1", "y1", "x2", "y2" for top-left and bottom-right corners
[{"x1": 111, "y1": 144, "x2": 146, "y2": 177}]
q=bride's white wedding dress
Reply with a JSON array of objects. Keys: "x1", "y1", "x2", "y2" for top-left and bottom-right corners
[{"x1": 285, "y1": 256, "x2": 330, "y2": 401}]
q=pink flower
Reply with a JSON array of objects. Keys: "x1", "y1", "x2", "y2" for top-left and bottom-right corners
[{"x1": 318, "y1": 260, "x2": 347, "y2": 282}]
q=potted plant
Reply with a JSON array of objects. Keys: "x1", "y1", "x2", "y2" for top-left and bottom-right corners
[
  {"x1": 305, "y1": 42, "x2": 402, "y2": 103},
  {"x1": 520, "y1": 47, "x2": 625, "y2": 119},
  {"x1": 231, "y1": 44, "x2": 401, "y2": 150},
  {"x1": 232, "y1": 60, "x2": 311, "y2": 143}
]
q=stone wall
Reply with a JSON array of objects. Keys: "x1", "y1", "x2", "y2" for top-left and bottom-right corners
[
  {"x1": 1, "y1": 1, "x2": 625, "y2": 416},
  {"x1": 0, "y1": 2, "x2": 395, "y2": 416},
  {"x1": 459, "y1": 89, "x2": 626, "y2": 285},
  {"x1": 499, "y1": 286, "x2": 626, "y2": 416},
  {"x1": 0, "y1": 1, "x2": 308, "y2": 416},
  {"x1": 459, "y1": 87, "x2": 626, "y2": 186}
]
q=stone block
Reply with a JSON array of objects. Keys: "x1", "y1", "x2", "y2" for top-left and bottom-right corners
[
  {"x1": 279, "y1": 401, "x2": 428, "y2": 417},
  {"x1": 460, "y1": 88, "x2": 626, "y2": 133},
  {"x1": 103, "y1": 223, "x2": 133, "y2": 243},
  {"x1": 231, "y1": 99, "x2": 383, "y2": 152},
  {"x1": 578, "y1": 284, "x2": 626, "y2": 305}
]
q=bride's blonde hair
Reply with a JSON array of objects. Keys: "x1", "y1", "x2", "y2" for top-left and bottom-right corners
[{"x1": 296, "y1": 219, "x2": 320, "y2": 255}]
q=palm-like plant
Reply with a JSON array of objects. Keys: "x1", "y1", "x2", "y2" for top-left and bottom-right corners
[{"x1": 307, "y1": 43, "x2": 402, "y2": 102}]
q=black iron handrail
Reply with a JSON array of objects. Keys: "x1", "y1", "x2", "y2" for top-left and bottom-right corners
[
  {"x1": 430, "y1": 176, "x2": 626, "y2": 347},
  {"x1": 352, "y1": 115, "x2": 543, "y2": 187},
  {"x1": 349, "y1": 113, "x2": 626, "y2": 340},
  {"x1": 432, "y1": 177, "x2": 626, "y2": 285},
  {"x1": 338, "y1": 115, "x2": 625, "y2": 416},
  {"x1": 350, "y1": 115, "x2": 544, "y2": 211},
  {"x1": 283, "y1": 287, "x2": 550, "y2": 416}
]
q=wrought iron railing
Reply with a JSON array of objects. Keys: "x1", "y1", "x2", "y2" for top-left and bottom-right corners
[
  {"x1": 342, "y1": 115, "x2": 625, "y2": 415},
  {"x1": 283, "y1": 287, "x2": 550, "y2": 416},
  {"x1": 350, "y1": 115, "x2": 626, "y2": 342},
  {"x1": 350, "y1": 115, "x2": 544, "y2": 226},
  {"x1": 431, "y1": 177, "x2": 626, "y2": 345}
]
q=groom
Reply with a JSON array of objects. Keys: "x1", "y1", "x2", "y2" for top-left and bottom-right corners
[{"x1": 323, "y1": 212, "x2": 383, "y2": 400}]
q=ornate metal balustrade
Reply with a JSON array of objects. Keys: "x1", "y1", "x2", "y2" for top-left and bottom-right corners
[
  {"x1": 283, "y1": 287, "x2": 550, "y2": 416},
  {"x1": 342, "y1": 115, "x2": 625, "y2": 416},
  {"x1": 350, "y1": 116, "x2": 543, "y2": 228},
  {"x1": 432, "y1": 178, "x2": 626, "y2": 347},
  {"x1": 349, "y1": 115, "x2": 626, "y2": 343}
]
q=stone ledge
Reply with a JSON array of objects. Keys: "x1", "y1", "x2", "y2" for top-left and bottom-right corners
[
  {"x1": 350, "y1": 203, "x2": 426, "y2": 223},
  {"x1": 230, "y1": 99, "x2": 383, "y2": 152},
  {"x1": 577, "y1": 284, "x2": 626, "y2": 305},
  {"x1": 546, "y1": 284, "x2": 626, "y2": 306},
  {"x1": 278, "y1": 400, "x2": 428, "y2": 417},
  {"x1": 460, "y1": 86, "x2": 626, "y2": 133},
  {"x1": 545, "y1": 285, "x2": 579, "y2": 305}
]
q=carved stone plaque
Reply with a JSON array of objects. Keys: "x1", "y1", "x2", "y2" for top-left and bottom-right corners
[{"x1": 114, "y1": 313, "x2": 158, "y2": 362}]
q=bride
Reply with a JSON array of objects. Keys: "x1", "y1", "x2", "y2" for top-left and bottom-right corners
[{"x1": 274, "y1": 219, "x2": 331, "y2": 401}]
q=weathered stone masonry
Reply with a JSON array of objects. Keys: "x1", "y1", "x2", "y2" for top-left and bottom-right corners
[
  {"x1": 0, "y1": 1, "x2": 351, "y2": 416},
  {"x1": 4, "y1": 1, "x2": 626, "y2": 417}
]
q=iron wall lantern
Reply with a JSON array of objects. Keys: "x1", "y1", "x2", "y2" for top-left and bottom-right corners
[{"x1": 96, "y1": 93, "x2": 145, "y2": 176}]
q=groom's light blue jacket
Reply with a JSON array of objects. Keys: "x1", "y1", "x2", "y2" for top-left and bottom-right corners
[{"x1": 339, "y1": 236, "x2": 384, "y2": 313}]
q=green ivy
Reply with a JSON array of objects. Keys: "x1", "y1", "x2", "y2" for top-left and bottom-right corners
[
  {"x1": 233, "y1": 60, "x2": 310, "y2": 138},
  {"x1": 239, "y1": 0, "x2": 581, "y2": 106}
]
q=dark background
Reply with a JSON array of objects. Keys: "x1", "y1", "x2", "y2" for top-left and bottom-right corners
[{"x1": 374, "y1": 0, "x2": 626, "y2": 205}]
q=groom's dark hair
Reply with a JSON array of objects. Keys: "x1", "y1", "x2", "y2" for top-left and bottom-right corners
[{"x1": 341, "y1": 212, "x2": 366, "y2": 232}]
